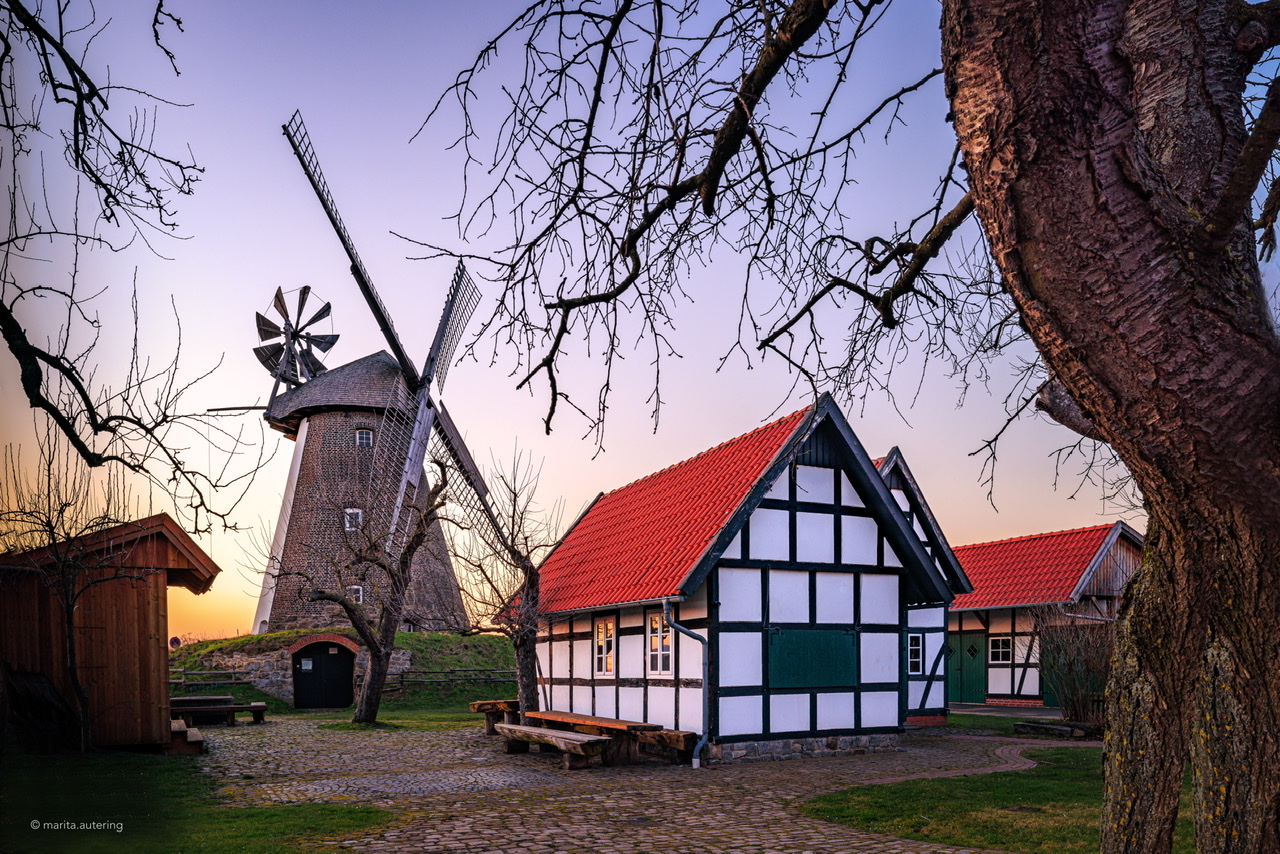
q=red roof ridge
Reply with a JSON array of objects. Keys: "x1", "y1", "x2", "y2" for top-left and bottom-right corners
[
  {"x1": 600, "y1": 404, "x2": 812, "y2": 499},
  {"x1": 953, "y1": 522, "x2": 1115, "y2": 553}
]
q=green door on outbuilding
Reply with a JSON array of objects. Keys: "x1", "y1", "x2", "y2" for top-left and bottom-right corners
[{"x1": 947, "y1": 631, "x2": 986, "y2": 703}]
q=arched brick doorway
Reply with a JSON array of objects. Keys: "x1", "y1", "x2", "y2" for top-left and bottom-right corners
[{"x1": 289, "y1": 635, "x2": 358, "y2": 709}]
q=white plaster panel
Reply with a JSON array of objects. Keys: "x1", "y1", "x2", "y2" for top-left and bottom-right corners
[
  {"x1": 677, "y1": 687, "x2": 703, "y2": 732},
  {"x1": 860, "y1": 691, "x2": 899, "y2": 728},
  {"x1": 841, "y1": 515, "x2": 879, "y2": 564},
  {"x1": 1015, "y1": 667, "x2": 1040, "y2": 696},
  {"x1": 595, "y1": 689, "x2": 616, "y2": 719},
  {"x1": 551, "y1": 684, "x2": 571, "y2": 711},
  {"x1": 815, "y1": 573, "x2": 856, "y2": 624},
  {"x1": 536, "y1": 641, "x2": 550, "y2": 677},
  {"x1": 718, "y1": 696, "x2": 763, "y2": 737},
  {"x1": 860, "y1": 631, "x2": 899, "y2": 683},
  {"x1": 723, "y1": 529, "x2": 743, "y2": 560},
  {"x1": 839, "y1": 471, "x2": 863, "y2": 508},
  {"x1": 988, "y1": 668, "x2": 1012, "y2": 694},
  {"x1": 648, "y1": 686, "x2": 677, "y2": 729},
  {"x1": 769, "y1": 570, "x2": 809, "y2": 623},
  {"x1": 796, "y1": 512, "x2": 836, "y2": 563},
  {"x1": 908, "y1": 680, "x2": 927, "y2": 710},
  {"x1": 770, "y1": 693, "x2": 811, "y2": 733},
  {"x1": 817, "y1": 692, "x2": 857, "y2": 730},
  {"x1": 571, "y1": 685, "x2": 593, "y2": 715},
  {"x1": 618, "y1": 687, "x2": 645, "y2": 722},
  {"x1": 796, "y1": 465, "x2": 835, "y2": 503},
  {"x1": 1015, "y1": 635, "x2": 1039, "y2": 664},
  {"x1": 892, "y1": 489, "x2": 911, "y2": 511},
  {"x1": 883, "y1": 538, "x2": 905, "y2": 568},
  {"x1": 572, "y1": 616, "x2": 592, "y2": 634},
  {"x1": 618, "y1": 634, "x2": 644, "y2": 679},
  {"x1": 571, "y1": 639, "x2": 592, "y2": 677},
  {"x1": 860, "y1": 574, "x2": 899, "y2": 625},
  {"x1": 678, "y1": 629, "x2": 706, "y2": 680},
  {"x1": 913, "y1": 516, "x2": 926, "y2": 539},
  {"x1": 925, "y1": 633, "x2": 945, "y2": 669},
  {"x1": 681, "y1": 584, "x2": 709, "y2": 619},
  {"x1": 947, "y1": 612, "x2": 961, "y2": 630},
  {"x1": 749, "y1": 508, "x2": 790, "y2": 560},
  {"x1": 717, "y1": 568, "x2": 761, "y2": 622},
  {"x1": 987, "y1": 609, "x2": 1013, "y2": 633},
  {"x1": 551, "y1": 640, "x2": 570, "y2": 676},
  {"x1": 718, "y1": 632, "x2": 762, "y2": 687},
  {"x1": 620, "y1": 609, "x2": 644, "y2": 629},
  {"x1": 908, "y1": 607, "x2": 946, "y2": 628},
  {"x1": 765, "y1": 470, "x2": 790, "y2": 500}
]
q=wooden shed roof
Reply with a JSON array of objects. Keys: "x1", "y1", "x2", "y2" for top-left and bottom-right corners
[{"x1": 1, "y1": 513, "x2": 221, "y2": 594}]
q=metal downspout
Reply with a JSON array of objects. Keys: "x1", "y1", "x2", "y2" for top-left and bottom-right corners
[{"x1": 664, "y1": 599, "x2": 710, "y2": 768}]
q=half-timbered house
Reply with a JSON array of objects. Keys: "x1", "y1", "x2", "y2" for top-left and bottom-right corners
[
  {"x1": 534, "y1": 395, "x2": 970, "y2": 763},
  {"x1": 948, "y1": 521, "x2": 1144, "y2": 707}
]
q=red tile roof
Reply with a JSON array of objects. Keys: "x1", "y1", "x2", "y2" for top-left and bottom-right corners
[
  {"x1": 537, "y1": 407, "x2": 811, "y2": 614},
  {"x1": 949, "y1": 524, "x2": 1114, "y2": 611}
]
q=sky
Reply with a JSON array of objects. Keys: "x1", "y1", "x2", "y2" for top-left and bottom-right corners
[{"x1": 1, "y1": 2, "x2": 1145, "y2": 640}]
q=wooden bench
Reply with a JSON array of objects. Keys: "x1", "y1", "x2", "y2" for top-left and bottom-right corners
[
  {"x1": 524, "y1": 710, "x2": 661, "y2": 766},
  {"x1": 171, "y1": 702, "x2": 268, "y2": 727},
  {"x1": 494, "y1": 723, "x2": 612, "y2": 770},
  {"x1": 638, "y1": 728, "x2": 699, "y2": 764},
  {"x1": 168, "y1": 718, "x2": 205, "y2": 755},
  {"x1": 469, "y1": 699, "x2": 520, "y2": 735}
]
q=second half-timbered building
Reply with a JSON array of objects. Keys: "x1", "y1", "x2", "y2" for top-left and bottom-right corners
[{"x1": 533, "y1": 394, "x2": 970, "y2": 763}]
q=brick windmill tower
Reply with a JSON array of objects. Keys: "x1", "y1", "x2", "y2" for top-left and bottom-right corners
[{"x1": 250, "y1": 114, "x2": 506, "y2": 635}]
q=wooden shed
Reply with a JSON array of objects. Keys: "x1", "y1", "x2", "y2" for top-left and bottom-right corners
[{"x1": 0, "y1": 513, "x2": 220, "y2": 748}]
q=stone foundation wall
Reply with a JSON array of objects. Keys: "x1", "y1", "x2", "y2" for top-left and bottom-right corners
[
  {"x1": 202, "y1": 645, "x2": 411, "y2": 706},
  {"x1": 705, "y1": 733, "x2": 899, "y2": 764}
]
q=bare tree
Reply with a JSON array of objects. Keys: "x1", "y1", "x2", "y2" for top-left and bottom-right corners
[
  {"x1": 266, "y1": 463, "x2": 453, "y2": 724},
  {"x1": 447, "y1": 450, "x2": 563, "y2": 721},
  {"x1": 0, "y1": 1, "x2": 257, "y2": 533},
  {"x1": 0, "y1": 418, "x2": 153, "y2": 751},
  {"x1": 1030, "y1": 605, "x2": 1115, "y2": 729},
  {"x1": 420, "y1": 3, "x2": 1280, "y2": 851}
]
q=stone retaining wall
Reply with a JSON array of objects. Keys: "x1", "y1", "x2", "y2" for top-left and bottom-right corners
[
  {"x1": 201, "y1": 644, "x2": 411, "y2": 706},
  {"x1": 705, "y1": 733, "x2": 899, "y2": 764}
]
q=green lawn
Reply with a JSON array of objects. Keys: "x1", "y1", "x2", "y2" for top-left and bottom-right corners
[
  {"x1": 802, "y1": 746, "x2": 1195, "y2": 854},
  {"x1": 1, "y1": 747, "x2": 389, "y2": 854}
]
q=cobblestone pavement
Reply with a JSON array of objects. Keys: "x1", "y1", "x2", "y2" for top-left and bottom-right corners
[{"x1": 200, "y1": 721, "x2": 1076, "y2": 853}]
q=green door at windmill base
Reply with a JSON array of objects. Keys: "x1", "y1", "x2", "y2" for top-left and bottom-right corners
[{"x1": 948, "y1": 631, "x2": 987, "y2": 703}]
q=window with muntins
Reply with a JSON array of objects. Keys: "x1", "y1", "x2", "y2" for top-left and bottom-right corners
[
  {"x1": 346, "y1": 585, "x2": 364, "y2": 605},
  {"x1": 355, "y1": 429, "x2": 374, "y2": 448},
  {"x1": 907, "y1": 633, "x2": 924, "y2": 675},
  {"x1": 989, "y1": 636, "x2": 1013, "y2": 663},
  {"x1": 343, "y1": 508, "x2": 363, "y2": 530},
  {"x1": 647, "y1": 611, "x2": 672, "y2": 674},
  {"x1": 594, "y1": 617, "x2": 616, "y2": 676}
]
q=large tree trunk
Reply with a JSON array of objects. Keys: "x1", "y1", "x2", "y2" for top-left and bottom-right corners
[
  {"x1": 942, "y1": 1, "x2": 1280, "y2": 852},
  {"x1": 353, "y1": 610, "x2": 398, "y2": 724},
  {"x1": 512, "y1": 626, "x2": 540, "y2": 723}
]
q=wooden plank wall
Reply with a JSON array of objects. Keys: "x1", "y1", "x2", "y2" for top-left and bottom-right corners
[{"x1": 1, "y1": 534, "x2": 171, "y2": 746}]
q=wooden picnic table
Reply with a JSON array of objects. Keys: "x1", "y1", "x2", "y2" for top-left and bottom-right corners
[
  {"x1": 524, "y1": 710, "x2": 661, "y2": 765},
  {"x1": 469, "y1": 699, "x2": 520, "y2": 735}
]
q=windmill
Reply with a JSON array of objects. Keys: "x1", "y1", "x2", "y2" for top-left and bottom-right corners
[{"x1": 250, "y1": 111, "x2": 518, "y2": 636}]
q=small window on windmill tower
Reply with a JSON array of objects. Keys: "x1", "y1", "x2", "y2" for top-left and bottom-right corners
[
  {"x1": 343, "y1": 508, "x2": 363, "y2": 530},
  {"x1": 346, "y1": 585, "x2": 364, "y2": 605},
  {"x1": 355, "y1": 429, "x2": 373, "y2": 448}
]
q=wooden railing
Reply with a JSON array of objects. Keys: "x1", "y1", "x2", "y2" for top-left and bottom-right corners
[{"x1": 169, "y1": 668, "x2": 252, "y2": 687}]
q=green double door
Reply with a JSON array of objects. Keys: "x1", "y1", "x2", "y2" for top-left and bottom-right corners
[{"x1": 947, "y1": 631, "x2": 986, "y2": 703}]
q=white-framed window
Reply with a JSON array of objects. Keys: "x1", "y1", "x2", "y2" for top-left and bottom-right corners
[
  {"x1": 346, "y1": 585, "x2": 364, "y2": 605},
  {"x1": 355, "y1": 428, "x2": 374, "y2": 448},
  {"x1": 343, "y1": 508, "x2": 363, "y2": 530},
  {"x1": 989, "y1": 636, "x2": 1013, "y2": 663},
  {"x1": 594, "y1": 617, "x2": 616, "y2": 676},
  {"x1": 907, "y1": 633, "x2": 925, "y2": 675},
  {"x1": 647, "y1": 611, "x2": 672, "y2": 675}
]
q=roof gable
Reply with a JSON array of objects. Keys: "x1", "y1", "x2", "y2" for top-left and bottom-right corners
[
  {"x1": 876, "y1": 448, "x2": 973, "y2": 597},
  {"x1": 949, "y1": 523, "x2": 1137, "y2": 611},
  {"x1": 537, "y1": 394, "x2": 958, "y2": 614}
]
